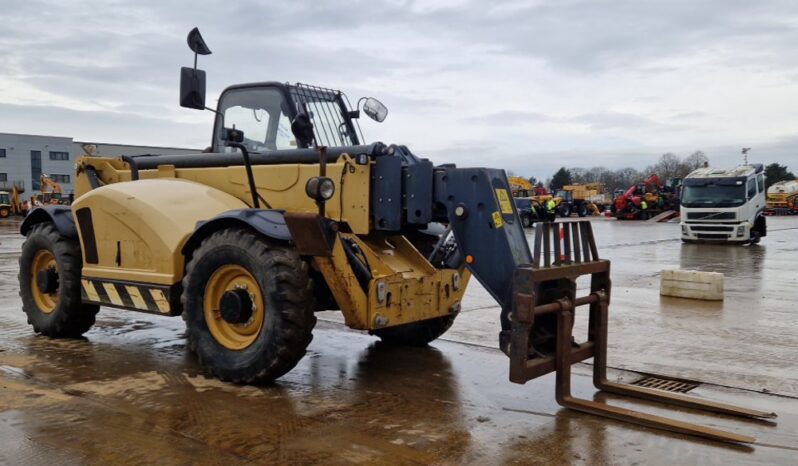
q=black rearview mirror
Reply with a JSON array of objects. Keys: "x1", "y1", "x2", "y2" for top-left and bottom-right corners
[
  {"x1": 180, "y1": 67, "x2": 206, "y2": 110},
  {"x1": 180, "y1": 27, "x2": 212, "y2": 110},
  {"x1": 363, "y1": 97, "x2": 388, "y2": 122},
  {"x1": 187, "y1": 27, "x2": 212, "y2": 55}
]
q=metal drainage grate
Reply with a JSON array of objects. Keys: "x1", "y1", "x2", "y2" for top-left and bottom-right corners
[{"x1": 631, "y1": 376, "x2": 700, "y2": 393}]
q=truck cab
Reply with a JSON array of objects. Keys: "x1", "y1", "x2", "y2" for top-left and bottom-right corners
[{"x1": 680, "y1": 164, "x2": 766, "y2": 243}]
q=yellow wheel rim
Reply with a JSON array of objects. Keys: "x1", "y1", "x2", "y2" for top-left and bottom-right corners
[
  {"x1": 31, "y1": 250, "x2": 58, "y2": 313},
  {"x1": 203, "y1": 264, "x2": 265, "y2": 350}
]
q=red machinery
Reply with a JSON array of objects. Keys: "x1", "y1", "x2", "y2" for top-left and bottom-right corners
[{"x1": 613, "y1": 174, "x2": 679, "y2": 220}]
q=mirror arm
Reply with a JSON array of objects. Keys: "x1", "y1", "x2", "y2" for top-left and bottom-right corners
[{"x1": 226, "y1": 141, "x2": 260, "y2": 209}]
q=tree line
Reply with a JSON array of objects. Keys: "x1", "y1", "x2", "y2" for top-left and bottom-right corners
[{"x1": 516, "y1": 151, "x2": 795, "y2": 194}]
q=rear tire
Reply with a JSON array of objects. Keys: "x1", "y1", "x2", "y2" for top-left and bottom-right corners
[
  {"x1": 577, "y1": 203, "x2": 588, "y2": 217},
  {"x1": 18, "y1": 223, "x2": 99, "y2": 337},
  {"x1": 182, "y1": 228, "x2": 316, "y2": 383}
]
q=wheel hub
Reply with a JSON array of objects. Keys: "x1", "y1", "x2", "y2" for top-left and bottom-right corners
[
  {"x1": 37, "y1": 268, "x2": 59, "y2": 294},
  {"x1": 219, "y1": 288, "x2": 254, "y2": 324}
]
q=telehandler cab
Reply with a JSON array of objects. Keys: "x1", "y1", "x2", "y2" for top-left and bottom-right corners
[{"x1": 18, "y1": 28, "x2": 774, "y2": 444}]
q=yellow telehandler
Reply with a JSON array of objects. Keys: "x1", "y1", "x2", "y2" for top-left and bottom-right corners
[{"x1": 17, "y1": 28, "x2": 774, "y2": 444}]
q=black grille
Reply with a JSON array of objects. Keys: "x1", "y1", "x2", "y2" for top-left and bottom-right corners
[
  {"x1": 687, "y1": 212, "x2": 735, "y2": 220},
  {"x1": 632, "y1": 376, "x2": 699, "y2": 393},
  {"x1": 290, "y1": 83, "x2": 362, "y2": 147},
  {"x1": 697, "y1": 233, "x2": 729, "y2": 240},
  {"x1": 689, "y1": 225, "x2": 734, "y2": 232}
]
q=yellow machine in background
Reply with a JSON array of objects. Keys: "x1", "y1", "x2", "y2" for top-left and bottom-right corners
[
  {"x1": 0, "y1": 184, "x2": 29, "y2": 218},
  {"x1": 765, "y1": 180, "x2": 798, "y2": 215},
  {"x1": 508, "y1": 176, "x2": 534, "y2": 197},
  {"x1": 31, "y1": 175, "x2": 70, "y2": 206}
]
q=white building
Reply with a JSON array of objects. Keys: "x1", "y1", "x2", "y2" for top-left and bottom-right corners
[{"x1": 0, "y1": 132, "x2": 198, "y2": 200}]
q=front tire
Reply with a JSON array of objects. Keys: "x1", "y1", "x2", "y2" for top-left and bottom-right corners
[
  {"x1": 182, "y1": 228, "x2": 316, "y2": 384},
  {"x1": 371, "y1": 314, "x2": 458, "y2": 346},
  {"x1": 559, "y1": 204, "x2": 571, "y2": 217},
  {"x1": 521, "y1": 214, "x2": 533, "y2": 228},
  {"x1": 18, "y1": 223, "x2": 99, "y2": 337},
  {"x1": 0, "y1": 207, "x2": 10, "y2": 218}
]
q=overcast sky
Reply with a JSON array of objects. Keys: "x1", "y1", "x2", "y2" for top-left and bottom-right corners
[{"x1": 1, "y1": 0, "x2": 797, "y2": 178}]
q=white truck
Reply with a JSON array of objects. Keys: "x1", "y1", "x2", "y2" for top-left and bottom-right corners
[{"x1": 680, "y1": 164, "x2": 767, "y2": 244}]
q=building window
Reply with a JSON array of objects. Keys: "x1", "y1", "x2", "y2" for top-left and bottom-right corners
[
  {"x1": 50, "y1": 174, "x2": 71, "y2": 184},
  {"x1": 0, "y1": 173, "x2": 7, "y2": 182},
  {"x1": 0, "y1": 148, "x2": 6, "y2": 157},
  {"x1": 49, "y1": 151, "x2": 70, "y2": 161},
  {"x1": 31, "y1": 151, "x2": 42, "y2": 190}
]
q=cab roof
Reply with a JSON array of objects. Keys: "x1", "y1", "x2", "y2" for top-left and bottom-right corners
[{"x1": 685, "y1": 164, "x2": 763, "y2": 179}]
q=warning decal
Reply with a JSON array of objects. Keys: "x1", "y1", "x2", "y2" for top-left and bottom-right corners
[{"x1": 496, "y1": 189, "x2": 513, "y2": 214}]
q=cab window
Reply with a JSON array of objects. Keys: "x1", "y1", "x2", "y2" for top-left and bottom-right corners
[
  {"x1": 216, "y1": 87, "x2": 296, "y2": 153},
  {"x1": 757, "y1": 174, "x2": 764, "y2": 193},
  {"x1": 747, "y1": 178, "x2": 757, "y2": 199}
]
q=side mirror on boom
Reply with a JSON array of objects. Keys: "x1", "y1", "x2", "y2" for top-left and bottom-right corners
[{"x1": 179, "y1": 27, "x2": 212, "y2": 110}]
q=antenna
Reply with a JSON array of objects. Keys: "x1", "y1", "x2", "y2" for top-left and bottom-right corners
[{"x1": 741, "y1": 147, "x2": 751, "y2": 165}]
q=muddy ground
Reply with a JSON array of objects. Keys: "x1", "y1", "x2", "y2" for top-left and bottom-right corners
[{"x1": 0, "y1": 216, "x2": 796, "y2": 465}]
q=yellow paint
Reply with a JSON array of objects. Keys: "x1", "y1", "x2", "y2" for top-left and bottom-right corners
[
  {"x1": 496, "y1": 188, "x2": 513, "y2": 214},
  {"x1": 492, "y1": 211, "x2": 504, "y2": 228},
  {"x1": 149, "y1": 289, "x2": 170, "y2": 314},
  {"x1": 72, "y1": 153, "x2": 472, "y2": 331},
  {"x1": 125, "y1": 285, "x2": 147, "y2": 309},
  {"x1": 82, "y1": 279, "x2": 100, "y2": 302},
  {"x1": 102, "y1": 282, "x2": 123, "y2": 306},
  {"x1": 202, "y1": 264, "x2": 265, "y2": 350},
  {"x1": 74, "y1": 178, "x2": 248, "y2": 285},
  {"x1": 31, "y1": 250, "x2": 58, "y2": 313}
]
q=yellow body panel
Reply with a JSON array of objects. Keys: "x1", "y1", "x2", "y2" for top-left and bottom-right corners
[
  {"x1": 73, "y1": 154, "x2": 469, "y2": 329},
  {"x1": 75, "y1": 154, "x2": 370, "y2": 234},
  {"x1": 73, "y1": 178, "x2": 248, "y2": 285},
  {"x1": 314, "y1": 233, "x2": 470, "y2": 330}
]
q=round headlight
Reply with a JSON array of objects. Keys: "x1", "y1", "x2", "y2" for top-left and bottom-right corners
[
  {"x1": 318, "y1": 177, "x2": 335, "y2": 200},
  {"x1": 305, "y1": 176, "x2": 335, "y2": 201}
]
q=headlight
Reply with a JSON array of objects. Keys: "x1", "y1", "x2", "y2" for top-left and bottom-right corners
[
  {"x1": 737, "y1": 225, "x2": 745, "y2": 236},
  {"x1": 681, "y1": 225, "x2": 688, "y2": 235},
  {"x1": 305, "y1": 176, "x2": 335, "y2": 201}
]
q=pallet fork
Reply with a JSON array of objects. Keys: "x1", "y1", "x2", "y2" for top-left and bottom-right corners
[{"x1": 509, "y1": 221, "x2": 776, "y2": 444}]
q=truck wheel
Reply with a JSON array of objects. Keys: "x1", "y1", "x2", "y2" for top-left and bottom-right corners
[
  {"x1": 182, "y1": 228, "x2": 316, "y2": 384},
  {"x1": 0, "y1": 207, "x2": 9, "y2": 218},
  {"x1": 521, "y1": 214, "x2": 533, "y2": 228},
  {"x1": 371, "y1": 314, "x2": 458, "y2": 346},
  {"x1": 18, "y1": 223, "x2": 99, "y2": 337},
  {"x1": 559, "y1": 204, "x2": 571, "y2": 217},
  {"x1": 577, "y1": 203, "x2": 588, "y2": 217}
]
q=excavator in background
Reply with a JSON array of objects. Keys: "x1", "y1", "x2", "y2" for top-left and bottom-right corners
[
  {"x1": 31, "y1": 175, "x2": 70, "y2": 207},
  {"x1": 0, "y1": 183, "x2": 29, "y2": 218},
  {"x1": 764, "y1": 180, "x2": 798, "y2": 215},
  {"x1": 614, "y1": 174, "x2": 681, "y2": 220}
]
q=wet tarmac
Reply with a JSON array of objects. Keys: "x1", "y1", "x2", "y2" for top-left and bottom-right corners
[{"x1": 1, "y1": 216, "x2": 797, "y2": 465}]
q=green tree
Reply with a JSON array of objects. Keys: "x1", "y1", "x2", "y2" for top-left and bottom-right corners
[
  {"x1": 764, "y1": 163, "x2": 795, "y2": 190},
  {"x1": 550, "y1": 167, "x2": 572, "y2": 190}
]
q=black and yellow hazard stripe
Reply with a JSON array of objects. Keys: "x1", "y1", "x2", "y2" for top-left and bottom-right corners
[{"x1": 80, "y1": 278, "x2": 180, "y2": 316}]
